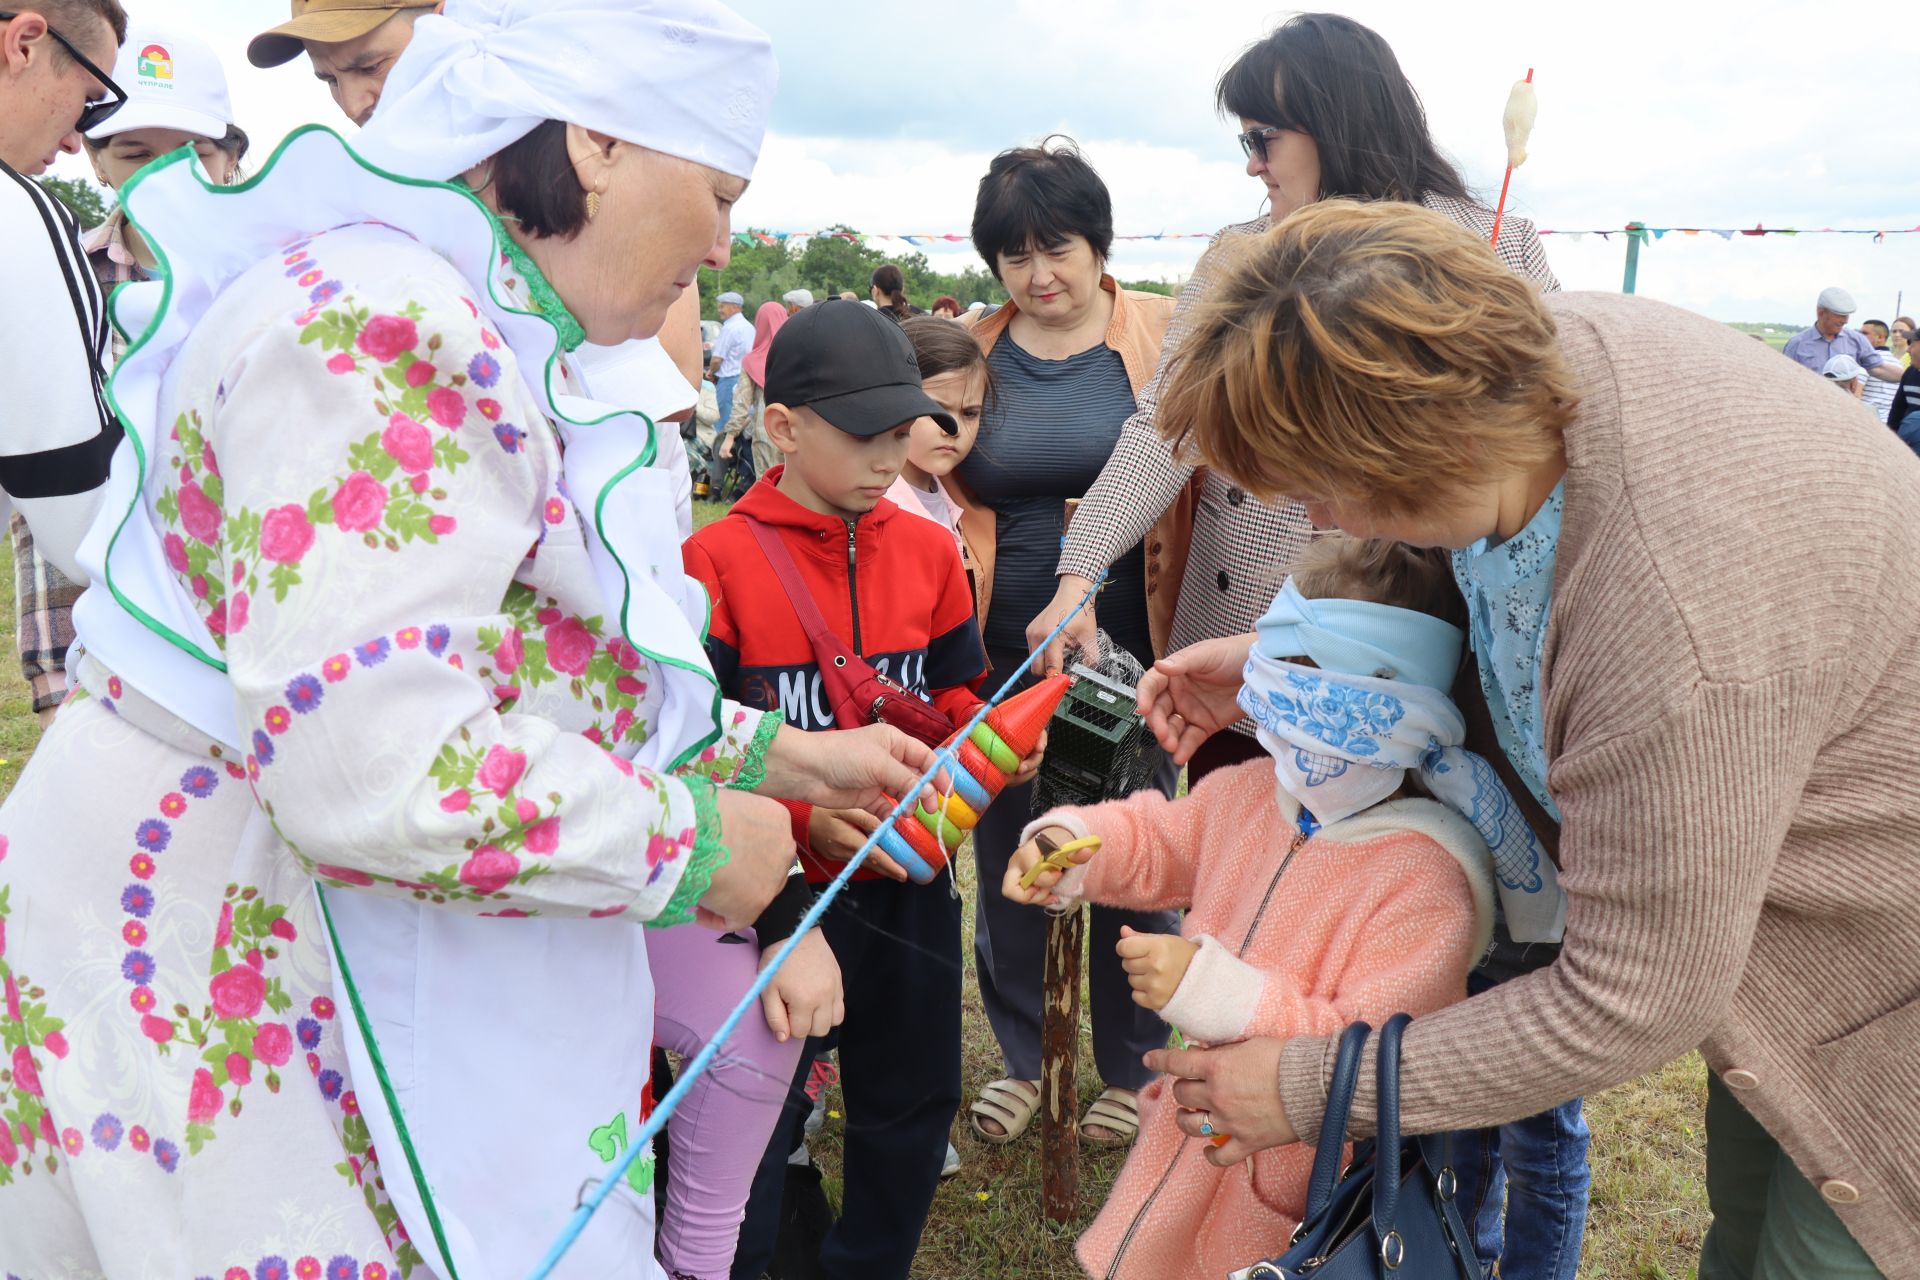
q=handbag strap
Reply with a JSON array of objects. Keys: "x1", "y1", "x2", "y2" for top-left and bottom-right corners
[
  {"x1": 741, "y1": 515, "x2": 842, "y2": 655},
  {"x1": 1371, "y1": 1012, "x2": 1412, "y2": 1255},
  {"x1": 1301, "y1": 1021, "x2": 1372, "y2": 1220}
]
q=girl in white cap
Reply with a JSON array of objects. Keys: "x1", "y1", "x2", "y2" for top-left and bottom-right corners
[
  {"x1": 0, "y1": 2, "x2": 936, "y2": 1277},
  {"x1": 82, "y1": 27, "x2": 247, "y2": 301}
]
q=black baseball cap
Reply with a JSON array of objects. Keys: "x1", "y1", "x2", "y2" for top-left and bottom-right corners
[{"x1": 764, "y1": 300, "x2": 960, "y2": 437}]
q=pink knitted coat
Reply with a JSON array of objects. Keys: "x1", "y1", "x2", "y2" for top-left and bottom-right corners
[{"x1": 1022, "y1": 758, "x2": 1496, "y2": 1280}]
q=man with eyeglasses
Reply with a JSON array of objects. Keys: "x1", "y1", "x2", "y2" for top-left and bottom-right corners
[{"x1": 0, "y1": 3, "x2": 128, "y2": 650}]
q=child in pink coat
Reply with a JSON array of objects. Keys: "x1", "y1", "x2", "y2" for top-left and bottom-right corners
[{"x1": 1006, "y1": 537, "x2": 1516, "y2": 1280}]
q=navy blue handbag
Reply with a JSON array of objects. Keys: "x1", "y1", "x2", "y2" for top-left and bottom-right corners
[{"x1": 1233, "y1": 1015, "x2": 1479, "y2": 1279}]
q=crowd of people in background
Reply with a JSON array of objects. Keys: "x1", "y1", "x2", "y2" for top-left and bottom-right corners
[{"x1": 2, "y1": 4, "x2": 1917, "y2": 1280}]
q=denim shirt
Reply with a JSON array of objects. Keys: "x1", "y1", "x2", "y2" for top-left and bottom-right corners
[{"x1": 1452, "y1": 478, "x2": 1566, "y2": 821}]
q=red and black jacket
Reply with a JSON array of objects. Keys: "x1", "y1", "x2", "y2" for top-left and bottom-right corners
[{"x1": 684, "y1": 468, "x2": 987, "y2": 880}]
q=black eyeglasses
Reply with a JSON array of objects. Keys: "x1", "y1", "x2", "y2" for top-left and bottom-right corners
[
  {"x1": 1237, "y1": 125, "x2": 1293, "y2": 162},
  {"x1": 0, "y1": 12, "x2": 127, "y2": 133}
]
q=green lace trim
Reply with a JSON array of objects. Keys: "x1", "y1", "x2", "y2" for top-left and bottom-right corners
[
  {"x1": 733, "y1": 710, "x2": 782, "y2": 791},
  {"x1": 649, "y1": 777, "x2": 727, "y2": 929},
  {"x1": 469, "y1": 197, "x2": 587, "y2": 353}
]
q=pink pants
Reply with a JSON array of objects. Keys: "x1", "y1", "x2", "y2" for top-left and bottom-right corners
[{"x1": 647, "y1": 924, "x2": 807, "y2": 1280}]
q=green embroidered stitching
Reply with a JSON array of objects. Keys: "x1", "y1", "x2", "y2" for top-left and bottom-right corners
[
  {"x1": 494, "y1": 226, "x2": 586, "y2": 353},
  {"x1": 732, "y1": 710, "x2": 782, "y2": 791},
  {"x1": 649, "y1": 778, "x2": 727, "y2": 929}
]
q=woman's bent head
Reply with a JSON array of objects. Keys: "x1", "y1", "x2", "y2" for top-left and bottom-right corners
[{"x1": 1160, "y1": 200, "x2": 1576, "y2": 546}]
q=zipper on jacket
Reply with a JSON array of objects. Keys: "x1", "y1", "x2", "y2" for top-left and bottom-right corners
[
  {"x1": 844, "y1": 518, "x2": 862, "y2": 654},
  {"x1": 1105, "y1": 820, "x2": 1315, "y2": 1280}
]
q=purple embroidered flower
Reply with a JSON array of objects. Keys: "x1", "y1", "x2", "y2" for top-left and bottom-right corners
[
  {"x1": 318, "y1": 1068, "x2": 343, "y2": 1101},
  {"x1": 467, "y1": 351, "x2": 502, "y2": 388},
  {"x1": 153, "y1": 1138, "x2": 179, "y2": 1172},
  {"x1": 326, "y1": 1258, "x2": 359, "y2": 1280},
  {"x1": 425, "y1": 625, "x2": 450, "y2": 656},
  {"x1": 492, "y1": 423, "x2": 520, "y2": 454},
  {"x1": 252, "y1": 729, "x2": 275, "y2": 767},
  {"x1": 121, "y1": 884, "x2": 155, "y2": 918},
  {"x1": 308, "y1": 280, "x2": 343, "y2": 305},
  {"x1": 91, "y1": 1113, "x2": 122, "y2": 1151},
  {"x1": 180, "y1": 765, "x2": 218, "y2": 797},
  {"x1": 296, "y1": 1017, "x2": 322, "y2": 1050},
  {"x1": 285, "y1": 673, "x2": 324, "y2": 714},
  {"x1": 354, "y1": 637, "x2": 391, "y2": 667},
  {"x1": 285, "y1": 262, "x2": 311, "y2": 278},
  {"x1": 135, "y1": 819, "x2": 171, "y2": 852},
  {"x1": 256, "y1": 1257, "x2": 289, "y2": 1280},
  {"x1": 122, "y1": 950, "x2": 156, "y2": 983}
]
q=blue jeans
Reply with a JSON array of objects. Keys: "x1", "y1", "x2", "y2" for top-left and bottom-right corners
[
  {"x1": 1449, "y1": 977, "x2": 1591, "y2": 1279},
  {"x1": 714, "y1": 373, "x2": 739, "y2": 444}
]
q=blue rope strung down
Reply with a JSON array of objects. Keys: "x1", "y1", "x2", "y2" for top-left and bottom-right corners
[{"x1": 526, "y1": 573, "x2": 1107, "y2": 1278}]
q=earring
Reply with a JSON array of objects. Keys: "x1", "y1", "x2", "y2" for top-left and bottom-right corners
[{"x1": 586, "y1": 191, "x2": 602, "y2": 221}]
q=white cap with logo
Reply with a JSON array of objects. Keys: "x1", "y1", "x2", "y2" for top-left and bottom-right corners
[
  {"x1": 87, "y1": 27, "x2": 238, "y2": 143},
  {"x1": 1823, "y1": 354, "x2": 1866, "y2": 382}
]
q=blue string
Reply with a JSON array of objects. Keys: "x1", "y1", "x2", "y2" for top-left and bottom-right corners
[{"x1": 525, "y1": 573, "x2": 1106, "y2": 1278}]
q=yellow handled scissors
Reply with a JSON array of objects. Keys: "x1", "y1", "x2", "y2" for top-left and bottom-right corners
[{"x1": 1018, "y1": 832, "x2": 1103, "y2": 890}]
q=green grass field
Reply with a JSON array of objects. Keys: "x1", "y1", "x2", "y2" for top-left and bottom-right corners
[{"x1": 0, "y1": 521, "x2": 1711, "y2": 1277}]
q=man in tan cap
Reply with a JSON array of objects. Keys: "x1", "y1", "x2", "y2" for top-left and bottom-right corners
[{"x1": 247, "y1": 1, "x2": 440, "y2": 126}]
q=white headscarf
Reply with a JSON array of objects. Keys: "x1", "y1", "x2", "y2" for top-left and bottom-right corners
[{"x1": 355, "y1": 0, "x2": 777, "y2": 181}]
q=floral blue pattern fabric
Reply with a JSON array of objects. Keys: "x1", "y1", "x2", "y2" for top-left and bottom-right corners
[{"x1": 1451, "y1": 479, "x2": 1565, "y2": 822}]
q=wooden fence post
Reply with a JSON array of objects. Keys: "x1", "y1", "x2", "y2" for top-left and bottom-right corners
[{"x1": 1040, "y1": 902, "x2": 1084, "y2": 1222}]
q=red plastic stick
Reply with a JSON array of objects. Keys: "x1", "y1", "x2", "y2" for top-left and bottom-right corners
[{"x1": 1489, "y1": 68, "x2": 1534, "y2": 251}]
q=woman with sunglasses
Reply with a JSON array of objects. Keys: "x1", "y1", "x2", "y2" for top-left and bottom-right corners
[{"x1": 1018, "y1": 15, "x2": 1574, "y2": 1280}]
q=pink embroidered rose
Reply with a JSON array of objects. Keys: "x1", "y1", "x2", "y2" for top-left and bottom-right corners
[
  {"x1": 201, "y1": 441, "x2": 221, "y2": 478},
  {"x1": 209, "y1": 964, "x2": 265, "y2": 1019},
  {"x1": 191, "y1": 574, "x2": 209, "y2": 599},
  {"x1": 427, "y1": 386, "x2": 467, "y2": 427},
  {"x1": 187, "y1": 1067, "x2": 222, "y2": 1123},
  {"x1": 524, "y1": 816, "x2": 560, "y2": 856},
  {"x1": 589, "y1": 904, "x2": 629, "y2": 919},
  {"x1": 514, "y1": 798, "x2": 539, "y2": 823},
  {"x1": 259, "y1": 504, "x2": 316, "y2": 564},
  {"x1": 537, "y1": 607, "x2": 562, "y2": 625},
  {"x1": 457, "y1": 844, "x2": 520, "y2": 894},
  {"x1": 611, "y1": 708, "x2": 635, "y2": 742},
  {"x1": 608, "y1": 639, "x2": 640, "y2": 671},
  {"x1": 253, "y1": 1022, "x2": 292, "y2": 1066},
  {"x1": 331, "y1": 471, "x2": 388, "y2": 533},
  {"x1": 615, "y1": 675, "x2": 646, "y2": 698},
  {"x1": 204, "y1": 600, "x2": 229, "y2": 635},
  {"x1": 381, "y1": 414, "x2": 434, "y2": 472},
  {"x1": 270, "y1": 916, "x2": 297, "y2": 941},
  {"x1": 429, "y1": 515, "x2": 457, "y2": 536},
  {"x1": 410, "y1": 472, "x2": 430, "y2": 494},
  {"x1": 5, "y1": 973, "x2": 19, "y2": 1022},
  {"x1": 42, "y1": 1031, "x2": 66, "y2": 1059},
  {"x1": 355, "y1": 314, "x2": 418, "y2": 362},
  {"x1": 493, "y1": 628, "x2": 523, "y2": 675},
  {"x1": 477, "y1": 398, "x2": 502, "y2": 421},
  {"x1": 0, "y1": 1120, "x2": 15, "y2": 1166},
  {"x1": 315, "y1": 864, "x2": 374, "y2": 886},
  {"x1": 475, "y1": 744, "x2": 527, "y2": 797},
  {"x1": 227, "y1": 592, "x2": 250, "y2": 634},
  {"x1": 177, "y1": 481, "x2": 222, "y2": 545},
  {"x1": 163, "y1": 532, "x2": 190, "y2": 574},
  {"x1": 245, "y1": 948, "x2": 264, "y2": 971},
  {"x1": 645, "y1": 832, "x2": 679, "y2": 869},
  {"x1": 10, "y1": 1045, "x2": 41, "y2": 1096},
  {"x1": 544, "y1": 616, "x2": 595, "y2": 676},
  {"x1": 214, "y1": 900, "x2": 233, "y2": 948},
  {"x1": 325, "y1": 352, "x2": 356, "y2": 375},
  {"x1": 226, "y1": 1052, "x2": 251, "y2": 1085},
  {"x1": 439, "y1": 788, "x2": 471, "y2": 813},
  {"x1": 405, "y1": 360, "x2": 436, "y2": 387}
]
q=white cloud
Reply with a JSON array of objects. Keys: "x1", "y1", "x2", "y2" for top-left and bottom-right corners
[{"x1": 64, "y1": 0, "x2": 1920, "y2": 323}]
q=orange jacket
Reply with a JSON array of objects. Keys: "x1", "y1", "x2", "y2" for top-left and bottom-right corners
[{"x1": 952, "y1": 278, "x2": 1195, "y2": 661}]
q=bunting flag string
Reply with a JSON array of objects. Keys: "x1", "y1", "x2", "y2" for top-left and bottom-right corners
[{"x1": 734, "y1": 224, "x2": 1920, "y2": 249}]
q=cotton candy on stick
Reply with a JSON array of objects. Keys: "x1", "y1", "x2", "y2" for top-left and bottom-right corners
[
  {"x1": 1489, "y1": 69, "x2": 1535, "y2": 252},
  {"x1": 876, "y1": 672, "x2": 1069, "y2": 883}
]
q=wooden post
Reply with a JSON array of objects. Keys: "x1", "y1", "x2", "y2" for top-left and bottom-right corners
[{"x1": 1040, "y1": 902, "x2": 1084, "y2": 1222}]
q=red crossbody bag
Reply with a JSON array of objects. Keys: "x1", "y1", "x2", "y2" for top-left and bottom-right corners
[{"x1": 741, "y1": 516, "x2": 957, "y2": 749}]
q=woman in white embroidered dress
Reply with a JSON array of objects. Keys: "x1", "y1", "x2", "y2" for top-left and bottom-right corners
[{"x1": 0, "y1": 3, "x2": 937, "y2": 1277}]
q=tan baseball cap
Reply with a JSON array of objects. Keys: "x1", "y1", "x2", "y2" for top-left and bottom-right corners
[{"x1": 247, "y1": 1, "x2": 415, "y2": 69}]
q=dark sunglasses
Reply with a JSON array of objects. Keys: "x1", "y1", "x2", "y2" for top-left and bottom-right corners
[
  {"x1": 1236, "y1": 125, "x2": 1294, "y2": 162},
  {"x1": 0, "y1": 11, "x2": 127, "y2": 133}
]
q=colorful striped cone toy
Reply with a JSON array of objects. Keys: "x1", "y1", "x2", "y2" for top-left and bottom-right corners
[{"x1": 878, "y1": 672, "x2": 1069, "y2": 883}]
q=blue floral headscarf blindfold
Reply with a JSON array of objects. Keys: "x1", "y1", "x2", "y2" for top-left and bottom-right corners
[{"x1": 1254, "y1": 578, "x2": 1464, "y2": 689}]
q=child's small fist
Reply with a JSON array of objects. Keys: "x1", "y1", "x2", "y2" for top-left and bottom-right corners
[
  {"x1": 1001, "y1": 823, "x2": 1089, "y2": 907},
  {"x1": 1008, "y1": 728, "x2": 1048, "y2": 787},
  {"x1": 1115, "y1": 926, "x2": 1199, "y2": 1012}
]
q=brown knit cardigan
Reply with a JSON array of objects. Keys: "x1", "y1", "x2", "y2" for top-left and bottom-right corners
[{"x1": 1276, "y1": 291, "x2": 1920, "y2": 1277}]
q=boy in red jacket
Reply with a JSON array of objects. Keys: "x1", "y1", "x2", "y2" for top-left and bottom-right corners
[{"x1": 686, "y1": 300, "x2": 1025, "y2": 1280}]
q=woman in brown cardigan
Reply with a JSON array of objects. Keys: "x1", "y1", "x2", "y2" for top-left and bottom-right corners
[
  {"x1": 1135, "y1": 200, "x2": 1920, "y2": 1278},
  {"x1": 947, "y1": 138, "x2": 1183, "y2": 1149}
]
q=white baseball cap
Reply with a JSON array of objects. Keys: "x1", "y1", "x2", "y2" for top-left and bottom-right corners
[
  {"x1": 1823, "y1": 354, "x2": 1865, "y2": 382},
  {"x1": 88, "y1": 27, "x2": 238, "y2": 143}
]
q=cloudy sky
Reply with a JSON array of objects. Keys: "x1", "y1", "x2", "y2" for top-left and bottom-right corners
[{"x1": 91, "y1": 1, "x2": 1920, "y2": 324}]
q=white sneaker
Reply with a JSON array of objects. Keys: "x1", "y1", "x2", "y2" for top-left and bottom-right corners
[{"x1": 941, "y1": 1141, "x2": 961, "y2": 1178}]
